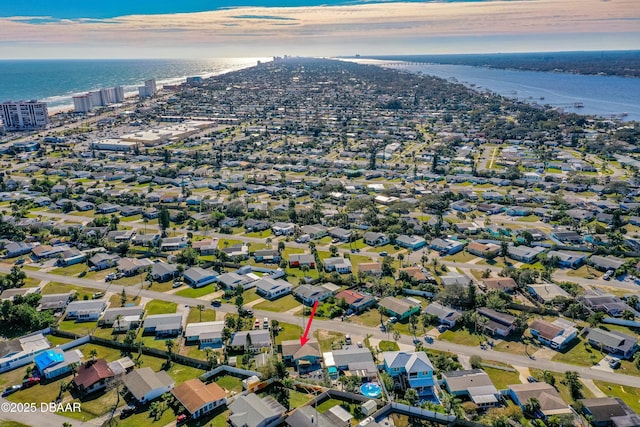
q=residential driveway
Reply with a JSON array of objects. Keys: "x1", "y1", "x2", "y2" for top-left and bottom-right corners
[
  {"x1": 580, "y1": 378, "x2": 606, "y2": 398},
  {"x1": 244, "y1": 298, "x2": 266, "y2": 308},
  {"x1": 513, "y1": 365, "x2": 531, "y2": 384},
  {"x1": 531, "y1": 347, "x2": 557, "y2": 360}
]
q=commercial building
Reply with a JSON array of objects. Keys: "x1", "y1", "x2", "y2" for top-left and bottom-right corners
[
  {"x1": 139, "y1": 78, "x2": 157, "y2": 98},
  {"x1": 0, "y1": 100, "x2": 49, "y2": 131}
]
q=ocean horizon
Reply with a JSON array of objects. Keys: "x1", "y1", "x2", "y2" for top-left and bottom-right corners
[{"x1": 0, "y1": 58, "x2": 269, "y2": 113}]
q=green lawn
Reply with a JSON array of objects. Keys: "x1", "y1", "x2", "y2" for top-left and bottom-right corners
[
  {"x1": 61, "y1": 387, "x2": 124, "y2": 421},
  {"x1": 483, "y1": 367, "x2": 521, "y2": 390},
  {"x1": 350, "y1": 309, "x2": 384, "y2": 328},
  {"x1": 253, "y1": 295, "x2": 301, "y2": 312},
  {"x1": 215, "y1": 375, "x2": 244, "y2": 393},
  {"x1": 108, "y1": 292, "x2": 140, "y2": 307},
  {"x1": 438, "y1": 328, "x2": 484, "y2": 346},
  {"x1": 187, "y1": 307, "x2": 217, "y2": 323},
  {"x1": 443, "y1": 251, "x2": 479, "y2": 263},
  {"x1": 49, "y1": 263, "x2": 89, "y2": 276},
  {"x1": 42, "y1": 282, "x2": 101, "y2": 301},
  {"x1": 46, "y1": 335, "x2": 73, "y2": 347},
  {"x1": 316, "y1": 398, "x2": 345, "y2": 413},
  {"x1": 145, "y1": 299, "x2": 177, "y2": 315},
  {"x1": 529, "y1": 369, "x2": 594, "y2": 403},
  {"x1": 117, "y1": 405, "x2": 178, "y2": 427},
  {"x1": 379, "y1": 340, "x2": 400, "y2": 351},
  {"x1": 245, "y1": 230, "x2": 273, "y2": 238},
  {"x1": 176, "y1": 285, "x2": 215, "y2": 298},
  {"x1": 0, "y1": 422, "x2": 30, "y2": 427},
  {"x1": 551, "y1": 338, "x2": 603, "y2": 367},
  {"x1": 313, "y1": 329, "x2": 346, "y2": 352},
  {"x1": 242, "y1": 288, "x2": 262, "y2": 304},
  {"x1": 367, "y1": 244, "x2": 401, "y2": 254},
  {"x1": 274, "y1": 322, "x2": 303, "y2": 345},
  {"x1": 593, "y1": 381, "x2": 640, "y2": 414},
  {"x1": 57, "y1": 320, "x2": 97, "y2": 335},
  {"x1": 281, "y1": 247, "x2": 306, "y2": 257}
]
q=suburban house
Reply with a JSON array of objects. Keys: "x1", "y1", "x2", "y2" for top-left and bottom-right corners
[
  {"x1": 73, "y1": 359, "x2": 115, "y2": 395},
  {"x1": 378, "y1": 297, "x2": 421, "y2": 320},
  {"x1": 430, "y1": 238, "x2": 464, "y2": 255},
  {"x1": 254, "y1": 277, "x2": 292, "y2": 300},
  {"x1": 123, "y1": 367, "x2": 175, "y2": 403},
  {"x1": 0, "y1": 334, "x2": 51, "y2": 372},
  {"x1": 551, "y1": 231, "x2": 583, "y2": 244},
  {"x1": 358, "y1": 262, "x2": 383, "y2": 278},
  {"x1": 143, "y1": 313, "x2": 183, "y2": 337},
  {"x1": 192, "y1": 239, "x2": 218, "y2": 255},
  {"x1": 580, "y1": 295, "x2": 631, "y2": 317},
  {"x1": 423, "y1": 302, "x2": 462, "y2": 327},
  {"x1": 172, "y1": 379, "x2": 227, "y2": 420},
  {"x1": 481, "y1": 277, "x2": 517, "y2": 293},
  {"x1": 578, "y1": 398, "x2": 640, "y2": 427},
  {"x1": 100, "y1": 306, "x2": 144, "y2": 327},
  {"x1": 323, "y1": 257, "x2": 352, "y2": 274},
  {"x1": 228, "y1": 394, "x2": 286, "y2": 427},
  {"x1": 221, "y1": 244, "x2": 249, "y2": 259},
  {"x1": 34, "y1": 348, "x2": 83, "y2": 379},
  {"x1": 527, "y1": 283, "x2": 571, "y2": 303},
  {"x1": 37, "y1": 293, "x2": 72, "y2": 311},
  {"x1": 399, "y1": 266, "x2": 434, "y2": 283},
  {"x1": 217, "y1": 269, "x2": 259, "y2": 290},
  {"x1": 150, "y1": 261, "x2": 179, "y2": 282},
  {"x1": 88, "y1": 253, "x2": 120, "y2": 271},
  {"x1": 287, "y1": 405, "x2": 354, "y2": 427},
  {"x1": 363, "y1": 232, "x2": 390, "y2": 247},
  {"x1": 293, "y1": 283, "x2": 337, "y2": 306},
  {"x1": 335, "y1": 290, "x2": 376, "y2": 314},
  {"x1": 441, "y1": 369, "x2": 500, "y2": 408},
  {"x1": 507, "y1": 383, "x2": 572, "y2": 419},
  {"x1": 56, "y1": 249, "x2": 87, "y2": 267},
  {"x1": 245, "y1": 219, "x2": 271, "y2": 232},
  {"x1": 272, "y1": 222, "x2": 296, "y2": 236},
  {"x1": 288, "y1": 254, "x2": 316, "y2": 269},
  {"x1": 253, "y1": 249, "x2": 281, "y2": 264},
  {"x1": 184, "y1": 321, "x2": 225, "y2": 349},
  {"x1": 117, "y1": 257, "x2": 155, "y2": 276},
  {"x1": 507, "y1": 245, "x2": 546, "y2": 263},
  {"x1": 229, "y1": 330, "x2": 271, "y2": 353},
  {"x1": 396, "y1": 235, "x2": 427, "y2": 250},
  {"x1": 529, "y1": 318, "x2": 578, "y2": 350},
  {"x1": 300, "y1": 224, "x2": 328, "y2": 240},
  {"x1": 467, "y1": 242, "x2": 501, "y2": 259},
  {"x1": 323, "y1": 346, "x2": 378, "y2": 381},
  {"x1": 584, "y1": 328, "x2": 639, "y2": 359},
  {"x1": 477, "y1": 308, "x2": 516, "y2": 337},
  {"x1": 160, "y1": 236, "x2": 189, "y2": 252},
  {"x1": 328, "y1": 227, "x2": 352, "y2": 242},
  {"x1": 382, "y1": 351, "x2": 436, "y2": 399},
  {"x1": 65, "y1": 300, "x2": 107, "y2": 322},
  {"x1": 281, "y1": 339, "x2": 322, "y2": 374},
  {"x1": 132, "y1": 233, "x2": 160, "y2": 247},
  {"x1": 546, "y1": 250, "x2": 587, "y2": 269},
  {"x1": 4, "y1": 242, "x2": 33, "y2": 258},
  {"x1": 183, "y1": 267, "x2": 218, "y2": 287},
  {"x1": 589, "y1": 255, "x2": 626, "y2": 272}
]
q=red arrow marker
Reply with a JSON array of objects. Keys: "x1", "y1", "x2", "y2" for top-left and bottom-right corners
[{"x1": 300, "y1": 300, "x2": 319, "y2": 347}]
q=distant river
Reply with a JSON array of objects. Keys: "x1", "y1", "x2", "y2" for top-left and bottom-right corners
[{"x1": 350, "y1": 59, "x2": 640, "y2": 122}]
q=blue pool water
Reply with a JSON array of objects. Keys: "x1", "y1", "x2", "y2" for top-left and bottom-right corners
[{"x1": 360, "y1": 382, "x2": 382, "y2": 398}]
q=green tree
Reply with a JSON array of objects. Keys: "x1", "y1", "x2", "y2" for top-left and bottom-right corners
[
  {"x1": 562, "y1": 371, "x2": 583, "y2": 400},
  {"x1": 197, "y1": 304, "x2": 205, "y2": 322},
  {"x1": 159, "y1": 208, "x2": 170, "y2": 235}
]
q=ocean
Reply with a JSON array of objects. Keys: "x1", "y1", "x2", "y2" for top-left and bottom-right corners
[
  {"x1": 350, "y1": 59, "x2": 640, "y2": 122},
  {"x1": 0, "y1": 58, "x2": 268, "y2": 112}
]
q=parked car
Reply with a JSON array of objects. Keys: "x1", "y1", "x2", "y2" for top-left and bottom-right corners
[
  {"x1": 379, "y1": 251, "x2": 388, "y2": 257},
  {"x1": 254, "y1": 319, "x2": 261, "y2": 329},
  {"x1": 211, "y1": 300, "x2": 221, "y2": 307},
  {"x1": 14, "y1": 258, "x2": 25, "y2": 266},
  {"x1": 92, "y1": 292, "x2": 105, "y2": 299},
  {"x1": 387, "y1": 316, "x2": 398, "y2": 324},
  {"x1": 172, "y1": 281, "x2": 183, "y2": 288},
  {"x1": 345, "y1": 334, "x2": 352, "y2": 344},
  {"x1": 21, "y1": 377, "x2": 40, "y2": 388},
  {"x1": 424, "y1": 336, "x2": 434, "y2": 344},
  {"x1": 527, "y1": 376, "x2": 538, "y2": 383},
  {"x1": 263, "y1": 318, "x2": 269, "y2": 329},
  {"x1": 177, "y1": 414, "x2": 187, "y2": 425},
  {"x1": 2, "y1": 385, "x2": 21, "y2": 397}
]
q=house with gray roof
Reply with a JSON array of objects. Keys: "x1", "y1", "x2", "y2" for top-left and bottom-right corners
[
  {"x1": 255, "y1": 277, "x2": 292, "y2": 300},
  {"x1": 65, "y1": 300, "x2": 106, "y2": 322},
  {"x1": 589, "y1": 255, "x2": 626, "y2": 272},
  {"x1": 585, "y1": 328, "x2": 638, "y2": 359},
  {"x1": 382, "y1": 351, "x2": 436, "y2": 399},
  {"x1": 293, "y1": 283, "x2": 336, "y2": 306},
  {"x1": 423, "y1": 302, "x2": 462, "y2": 327},
  {"x1": 123, "y1": 367, "x2": 174, "y2": 403},
  {"x1": 143, "y1": 313, "x2": 183, "y2": 337},
  {"x1": 38, "y1": 293, "x2": 72, "y2": 311},
  {"x1": 378, "y1": 296, "x2": 421, "y2": 320},
  {"x1": 323, "y1": 257, "x2": 352, "y2": 274},
  {"x1": 507, "y1": 245, "x2": 546, "y2": 263},
  {"x1": 228, "y1": 394, "x2": 286, "y2": 427},
  {"x1": 396, "y1": 235, "x2": 427, "y2": 250},
  {"x1": 183, "y1": 267, "x2": 218, "y2": 288},
  {"x1": 442, "y1": 369, "x2": 500, "y2": 408},
  {"x1": 323, "y1": 346, "x2": 377, "y2": 381},
  {"x1": 230, "y1": 330, "x2": 271, "y2": 353},
  {"x1": 546, "y1": 250, "x2": 587, "y2": 269}
]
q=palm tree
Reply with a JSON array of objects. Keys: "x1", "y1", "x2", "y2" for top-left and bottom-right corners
[
  {"x1": 89, "y1": 348, "x2": 98, "y2": 362},
  {"x1": 165, "y1": 340, "x2": 175, "y2": 361},
  {"x1": 524, "y1": 397, "x2": 541, "y2": 417},
  {"x1": 197, "y1": 304, "x2": 205, "y2": 322}
]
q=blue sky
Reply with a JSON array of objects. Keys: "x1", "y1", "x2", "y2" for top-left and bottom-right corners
[
  {"x1": 0, "y1": 0, "x2": 432, "y2": 19},
  {"x1": 0, "y1": 0, "x2": 637, "y2": 58}
]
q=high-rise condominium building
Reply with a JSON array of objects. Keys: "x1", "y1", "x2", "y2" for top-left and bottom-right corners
[{"x1": 0, "y1": 100, "x2": 49, "y2": 131}]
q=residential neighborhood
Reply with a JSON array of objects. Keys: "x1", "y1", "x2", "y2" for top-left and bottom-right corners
[{"x1": 0, "y1": 58, "x2": 638, "y2": 427}]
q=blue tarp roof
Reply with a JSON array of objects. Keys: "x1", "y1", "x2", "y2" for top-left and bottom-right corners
[{"x1": 34, "y1": 349, "x2": 64, "y2": 371}]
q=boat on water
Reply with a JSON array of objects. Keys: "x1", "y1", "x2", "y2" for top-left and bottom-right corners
[{"x1": 574, "y1": 102, "x2": 584, "y2": 108}]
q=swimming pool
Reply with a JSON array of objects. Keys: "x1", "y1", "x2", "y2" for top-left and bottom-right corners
[{"x1": 360, "y1": 382, "x2": 382, "y2": 398}]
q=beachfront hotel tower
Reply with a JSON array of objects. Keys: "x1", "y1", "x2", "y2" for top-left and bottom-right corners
[
  {"x1": 0, "y1": 100, "x2": 49, "y2": 131},
  {"x1": 138, "y1": 79, "x2": 157, "y2": 99}
]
